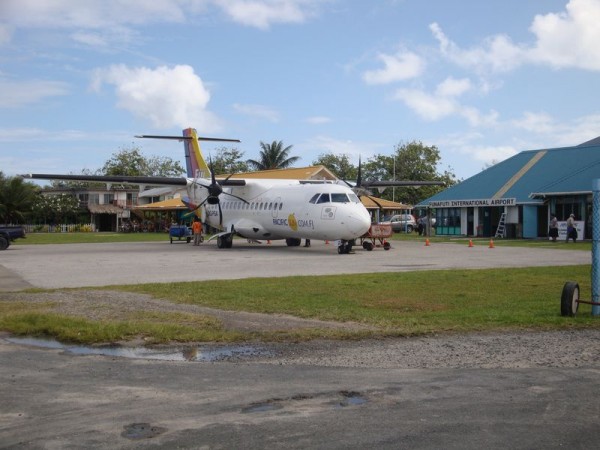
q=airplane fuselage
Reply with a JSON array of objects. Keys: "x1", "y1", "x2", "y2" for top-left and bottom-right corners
[{"x1": 188, "y1": 179, "x2": 372, "y2": 243}]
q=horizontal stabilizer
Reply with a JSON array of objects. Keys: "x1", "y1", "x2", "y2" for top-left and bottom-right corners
[{"x1": 136, "y1": 135, "x2": 240, "y2": 143}]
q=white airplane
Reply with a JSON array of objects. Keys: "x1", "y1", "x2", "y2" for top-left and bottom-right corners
[{"x1": 23, "y1": 128, "x2": 441, "y2": 254}]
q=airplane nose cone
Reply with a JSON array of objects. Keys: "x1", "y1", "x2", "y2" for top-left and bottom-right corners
[{"x1": 347, "y1": 207, "x2": 372, "y2": 237}]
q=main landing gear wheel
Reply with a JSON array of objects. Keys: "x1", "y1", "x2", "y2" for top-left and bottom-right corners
[
  {"x1": 337, "y1": 241, "x2": 353, "y2": 254},
  {"x1": 217, "y1": 235, "x2": 233, "y2": 249},
  {"x1": 561, "y1": 281, "x2": 579, "y2": 317}
]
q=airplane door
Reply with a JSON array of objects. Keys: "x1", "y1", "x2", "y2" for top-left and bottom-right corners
[{"x1": 272, "y1": 197, "x2": 281, "y2": 219}]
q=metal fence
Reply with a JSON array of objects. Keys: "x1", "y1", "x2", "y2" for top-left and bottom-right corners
[{"x1": 22, "y1": 223, "x2": 97, "y2": 233}]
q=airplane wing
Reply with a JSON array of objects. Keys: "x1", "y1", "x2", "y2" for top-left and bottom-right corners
[
  {"x1": 21, "y1": 173, "x2": 247, "y2": 187},
  {"x1": 21, "y1": 173, "x2": 189, "y2": 186},
  {"x1": 361, "y1": 180, "x2": 444, "y2": 187}
]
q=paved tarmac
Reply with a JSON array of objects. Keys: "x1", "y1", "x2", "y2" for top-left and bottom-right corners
[
  {"x1": 0, "y1": 240, "x2": 596, "y2": 448},
  {"x1": 0, "y1": 239, "x2": 590, "y2": 290}
]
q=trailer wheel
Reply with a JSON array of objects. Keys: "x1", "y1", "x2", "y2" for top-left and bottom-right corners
[
  {"x1": 383, "y1": 241, "x2": 391, "y2": 251},
  {"x1": 0, "y1": 236, "x2": 8, "y2": 251},
  {"x1": 561, "y1": 281, "x2": 579, "y2": 317},
  {"x1": 362, "y1": 241, "x2": 374, "y2": 251}
]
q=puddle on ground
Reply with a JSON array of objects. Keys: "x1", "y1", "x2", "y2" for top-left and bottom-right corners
[
  {"x1": 337, "y1": 390, "x2": 368, "y2": 407},
  {"x1": 121, "y1": 423, "x2": 167, "y2": 440},
  {"x1": 3, "y1": 336, "x2": 271, "y2": 362}
]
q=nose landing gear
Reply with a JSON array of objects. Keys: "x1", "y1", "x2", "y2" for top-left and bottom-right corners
[{"x1": 337, "y1": 240, "x2": 354, "y2": 254}]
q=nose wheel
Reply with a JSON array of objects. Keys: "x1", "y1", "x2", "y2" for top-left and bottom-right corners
[{"x1": 337, "y1": 240, "x2": 354, "y2": 254}]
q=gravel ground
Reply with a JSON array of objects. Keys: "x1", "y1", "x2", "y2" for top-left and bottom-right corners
[{"x1": 2, "y1": 289, "x2": 599, "y2": 369}]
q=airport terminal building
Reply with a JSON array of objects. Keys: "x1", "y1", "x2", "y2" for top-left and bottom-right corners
[{"x1": 418, "y1": 137, "x2": 600, "y2": 239}]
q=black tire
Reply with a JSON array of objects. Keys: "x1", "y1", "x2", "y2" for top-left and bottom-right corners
[
  {"x1": 561, "y1": 281, "x2": 579, "y2": 317},
  {"x1": 406, "y1": 225, "x2": 414, "y2": 233},
  {"x1": 285, "y1": 238, "x2": 301, "y2": 247},
  {"x1": 383, "y1": 242, "x2": 391, "y2": 251},
  {"x1": 0, "y1": 236, "x2": 8, "y2": 251},
  {"x1": 186, "y1": 237, "x2": 191, "y2": 243},
  {"x1": 363, "y1": 241, "x2": 374, "y2": 251},
  {"x1": 217, "y1": 236, "x2": 225, "y2": 249}
]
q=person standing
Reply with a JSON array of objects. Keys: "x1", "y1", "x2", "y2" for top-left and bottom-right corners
[
  {"x1": 566, "y1": 213, "x2": 577, "y2": 243},
  {"x1": 192, "y1": 218, "x2": 203, "y2": 246},
  {"x1": 549, "y1": 213, "x2": 559, "y2": 242}
]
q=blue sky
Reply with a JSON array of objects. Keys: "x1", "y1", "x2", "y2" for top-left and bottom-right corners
[{"x1": 2, "y1": 0, "x2": 600, "y2": 181}]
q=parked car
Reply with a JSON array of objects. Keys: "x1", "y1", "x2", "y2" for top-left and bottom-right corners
[
  {"x1": 383, "y1": 214, "x2": 417, "y2": 233},
  {"x1": 0, "y1": 225, "x2": 26, "y2": 250}
]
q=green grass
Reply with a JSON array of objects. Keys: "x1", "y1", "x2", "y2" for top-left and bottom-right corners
[
  {"x1": 15, "y1": 232, "x2": 173, "y2": 245},
  {"x1": 116, "y1": 265, "x2": 598, "y2": 333},
  {"x1": 3, "y1": 265, "x2": 597, "y2": 345}
]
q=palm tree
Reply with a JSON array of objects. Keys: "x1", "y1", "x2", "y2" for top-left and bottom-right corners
[
  {"x1": 246, "y1": 141, "x2": 300, "y2": 170},
  {"x1": 0, "y1": 174, "x2": 38, "y2": 223}
]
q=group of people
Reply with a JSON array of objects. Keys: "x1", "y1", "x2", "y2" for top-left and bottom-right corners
[{"x1": 549, "y1": 213, "x2": 578, "y2": 243}]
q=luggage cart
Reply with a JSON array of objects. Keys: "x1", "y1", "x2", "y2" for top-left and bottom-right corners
[
  {"x1": 360, "y1": 222, "x2": 392, "y2": 251},
  {"x1": 169, "y1": 224, "x2": 193, "y2": 244}
]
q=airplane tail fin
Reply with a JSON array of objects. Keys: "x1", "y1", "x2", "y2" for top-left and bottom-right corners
[
  {"x1": 135, "y1": 128, "x2": 240, "y2": 178},
  {"x1": 182, "y1": 128, "x2": 210, "y2": 178}
]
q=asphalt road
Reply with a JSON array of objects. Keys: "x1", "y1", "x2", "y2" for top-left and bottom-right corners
[{"x1": 0, "y1": 240, "x2": 597, "y2": 448}]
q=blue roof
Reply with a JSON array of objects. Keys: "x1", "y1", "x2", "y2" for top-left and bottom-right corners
[{"x1": 419, "y1": 141, "x2": 600, "y2": 207}]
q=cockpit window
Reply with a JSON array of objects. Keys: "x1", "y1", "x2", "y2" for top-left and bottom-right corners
[
  {"x1": 309, "y1": 193, "x2": 320, "y2": 204},
  {"x1": 348, "y1": 193, "x2": 360, "y2": 203},
  {"x1": 331, "y1": 193, "x2": 349, "y2": 203},
  {"x1": 316, "y1": 193, "x2": 330, "y2": 204}
]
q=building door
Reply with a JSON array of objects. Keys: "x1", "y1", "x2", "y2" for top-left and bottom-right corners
[{"x1": 467, "y1": 207, "x2": 474, "y2": 235}]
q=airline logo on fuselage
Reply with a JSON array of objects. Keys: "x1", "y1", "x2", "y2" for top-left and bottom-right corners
[{"x1": 272, "y1": 213, "x2": 315, "y2": 230}]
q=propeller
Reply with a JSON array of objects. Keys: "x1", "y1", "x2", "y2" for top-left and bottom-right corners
[
  {"x1": 189, "y1": 158, "x2": 248, "y2": 226},
  {"x1": 342, "y1": 157, "x2": 385, "y2": 209}
]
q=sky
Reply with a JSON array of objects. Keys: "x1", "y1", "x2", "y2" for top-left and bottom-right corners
[{"x1": 2, "y1": 0, "x2": 600, "y2": 182}]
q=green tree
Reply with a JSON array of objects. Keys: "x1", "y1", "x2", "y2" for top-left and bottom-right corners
[
  {"x1": 312, "y1": 153, "x2": 357, "y2": 181},
  {"x1": 364, "y1": 141, "x2": 458, "y2": 205},
  {"x1": 102, "y1": 145, "x2": 185, "y2": 176},
  {"x1": 31, "y1": 193, "x2": 81, "y2": 224},
  {"x1": 247, "y1": 141, "x2": 300, "y2": 171},
  {"x1": 0, "y1": 172, "x2": 38, "y2": 223},
  {"x1": 211, "y1": 146, "x2": 249, "y2": 175}
]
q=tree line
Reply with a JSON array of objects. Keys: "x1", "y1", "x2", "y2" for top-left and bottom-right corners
[{"x1": 0, "y1": 140, "x2": 457, "y2": 224}]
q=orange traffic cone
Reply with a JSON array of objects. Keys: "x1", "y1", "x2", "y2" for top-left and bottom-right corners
[
  {"x1": 468, "y1": 239, "x2": 474, "y2": 247},
  {"x1": 425, "y1": 238, "x2": 430, "y2": 246},
  {"x1": 489, "y1": 239, "x2": 495, "y2": 248}
]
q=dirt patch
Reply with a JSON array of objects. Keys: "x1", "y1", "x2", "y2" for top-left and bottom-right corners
[{"x1": 0, "y1": 289, "x2": 374, "y2": 333}]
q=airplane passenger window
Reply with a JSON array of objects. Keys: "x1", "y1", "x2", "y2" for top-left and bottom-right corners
[
  {"x1": 259, "y1": 203, "x2": 264, "y2": 210},
  {"x1": 273, "y1": 202, "x2": 278, "y2": 210},
  {"x1": 317, "y1": 193, "x2": 330, "y2": 204},
  {"x1": 331, "y1": 193, "x2": 349, "y2": 203},
  {"x1": 309, "y1": 194, "x2": 320, "y2": 204},
  {"x1": 279, "y1": 203, "x2": 283, "y2": 210},
  {"x1": 268, "y1": 202, "x2": 273, "y2": 210}
]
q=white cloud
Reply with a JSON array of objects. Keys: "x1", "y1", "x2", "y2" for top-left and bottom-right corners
[
  {"x1": 91, "y1": 64, "x2": 221, "y2": 130},
  {"x1": 1, "y1": 0, "x2": 323, "y2": 39},
  {"x1": 213, "y1": 0, "x2": 321, "y2": 30},
  {"x1": 461, "y1": 145, "x2": 518, "y2": 164},
  {"x1": 0, "y1": 79, "x2": 69, "y2": 108},
  {"x1": 303, "y1": 135, "x2": 384, "y2": 163},
  {"x1": 305, "y1": 116, "x2": 331, "y2": 124},
  {"x1": 429, "y1": 22, "x2": 525, "y2": 74},
  {"x1": 529, "y1": 0, "x2": 600, "y2": 70},
  {"x1": 393, "y1": 77, "x2": 498, "y2": 126},
  {"x1": 363, "y1": 50, "x2": 425, "y2": 85},
  {"x1": 0, "y1": 24, "x2": 13, "y2": 45},
  {"x1": 233, "y1": 103, "x2": 280, "y2": 122}
]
